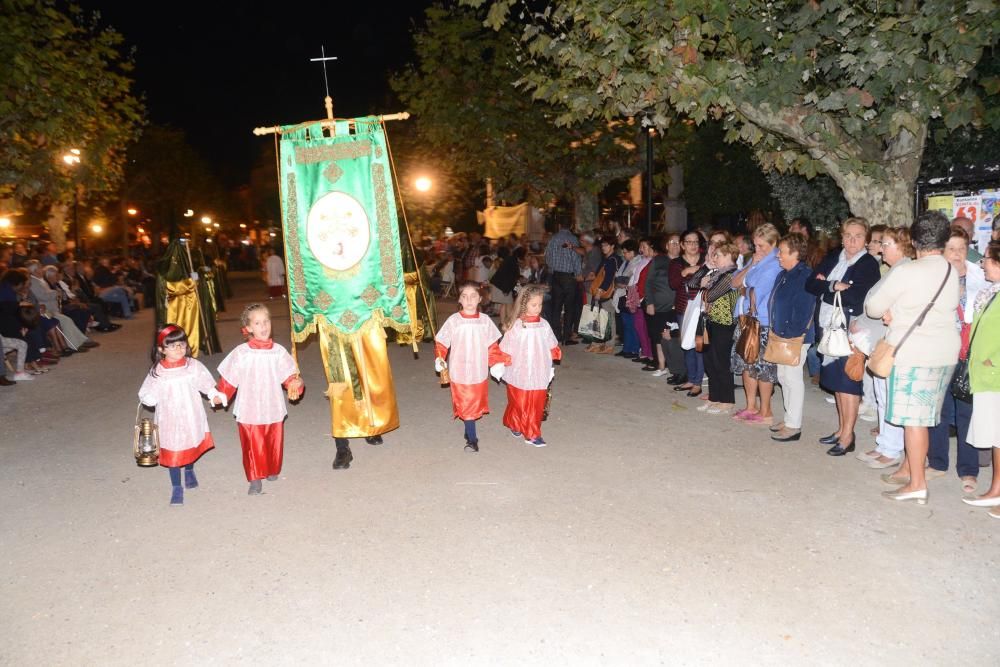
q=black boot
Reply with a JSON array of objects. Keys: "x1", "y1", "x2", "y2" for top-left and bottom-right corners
[
  {"x1": 332, "y1": 438, "x2": 353, "y2": 469},
  {"x1": 365, "y1": 435, "x2": 383, "y2": 446}
]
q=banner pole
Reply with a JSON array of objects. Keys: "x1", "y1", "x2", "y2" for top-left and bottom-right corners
[
  {"x1": 381, "y1": 118, "x2": 436, "y2": 341},
  {"x1": 271, "y1": 133, "x2": 302, "y2": 372},
  {"x1": 252, "y1": 112, "x2": 410, "y2": 137}
]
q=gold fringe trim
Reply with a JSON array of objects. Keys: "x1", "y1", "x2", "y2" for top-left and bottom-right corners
[{"x1": 291, "y1": 308, "x2": 411, "y2": 345}]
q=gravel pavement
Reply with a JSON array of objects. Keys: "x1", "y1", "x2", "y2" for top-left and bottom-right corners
[{"x1": 2, "y1": 274, "x2": 998, "y2": 665}]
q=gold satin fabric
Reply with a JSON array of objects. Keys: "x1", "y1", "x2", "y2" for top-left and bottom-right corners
[
  {"x1": 320, "y1": 320, "x2": 399, "y2": 438},
  {"x1": 394, "y1": 271, "x2": 423, "y2": 348},
  {"x1": 165, "y1": 278, "x2": 201, "y2": 357}
]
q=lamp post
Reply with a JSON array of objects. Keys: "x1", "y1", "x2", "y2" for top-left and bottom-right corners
[
  {"x1": 645, "y1": 128, "x2": 654, "y2": 236},
  {"x1": 62, "y1": 149, "x2": 81, "y2": 252}
]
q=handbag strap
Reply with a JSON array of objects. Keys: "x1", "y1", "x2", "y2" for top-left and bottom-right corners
[
  {"x1": 894, "y1": 263, "x2": 952, "y2": 355},
  {"x1": 967, "y1": 290, "x2": 999, "y2": 352}
]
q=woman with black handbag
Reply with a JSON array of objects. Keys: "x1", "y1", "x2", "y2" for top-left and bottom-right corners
[
  {"x1": 926, "y1": 227, "x2": 987, "y2": 495},
  {"x1": 962, "y1": 241, "x2": 1000, "y2": 517}
]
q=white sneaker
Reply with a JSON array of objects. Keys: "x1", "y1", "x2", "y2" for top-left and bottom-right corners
[
  {"x1": 651, "y1": 368, "x2": 670, "y2": 377},
  {"x1": 858, "y1": 403, "x2": 877, "y2": 422},
  {"x1": 825, "y1": 396, "x2": 835, "y2": 404},
  {"x1": 13, "y1": 372, "x2": 33, "y2": 381}
]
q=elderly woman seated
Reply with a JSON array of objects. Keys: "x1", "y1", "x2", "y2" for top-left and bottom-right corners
[{"x1": 25, "y1": 260, "x2": 96, "y2": 353}]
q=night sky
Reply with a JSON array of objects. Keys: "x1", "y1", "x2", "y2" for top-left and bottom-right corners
[{"x1": 81, "y1": 1, "x2": 431, "y2": 186}]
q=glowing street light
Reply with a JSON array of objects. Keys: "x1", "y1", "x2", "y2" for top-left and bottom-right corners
[
  {"x1": 201, "y1": 216, "x2": 212, "y2": 225},
  {"x1": 62, "y1": 148, "x2": 81, "y2": 166},
  {"x1": 414, "y1": 176, "x2": 432, "y2": 192},
  {"x1": 0, "y1": 217, "x2": 10, "y2": 229},
  {"x1": 184, "y1": 209, "x2": 195, "y2": 217},
  {"x1": 239, "y1": 223, "x2": 247, "y2": 229},
  {"x1": 90, "y1": 223, "x2": 103, "y2": 235},
  {"x1": 127, "y1": 207, "x2": 138, "y2": 216}
]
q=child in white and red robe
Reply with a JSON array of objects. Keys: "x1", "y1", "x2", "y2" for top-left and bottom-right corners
[
  {"x1": 139, "y1": 324, "x2": 228, "y2": 506},
  {"x1": 434, "y1": 282, "x2": 511, "y2": 452},
  {"x1": 500, "y1": 285, "x2": 561, "y2": 447},
  {"x1": 216, "y1": 303, "x2": 304, "y2": 495}
]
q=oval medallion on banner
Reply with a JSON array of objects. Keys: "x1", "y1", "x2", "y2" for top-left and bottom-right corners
[{"x1": 306, "y1": 191, "x2": 371, "y2": 272}]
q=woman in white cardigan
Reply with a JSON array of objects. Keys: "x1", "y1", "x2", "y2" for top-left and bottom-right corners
[{"x1": 865, "y1": 211, "x2": 960, "y2": 505}]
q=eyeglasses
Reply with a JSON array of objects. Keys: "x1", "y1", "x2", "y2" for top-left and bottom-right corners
[
  {"x1": 164, "y1": 342, "x2": 187, "y2": 350},
  {"x1": 879, "y1": 241, "x2": 894, "y2": 247}
]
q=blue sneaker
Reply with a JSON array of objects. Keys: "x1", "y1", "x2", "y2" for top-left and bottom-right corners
[
  {"x1": 184, "y1": 468, "x2": 198, "y2": 489},
  {"x1": 525, "y1": 437, "x2": 546, "y2": 447},
  {"x1": 169, "y1": 486, "x2": 184, "y2": 506},
  {"x1": 510, "y1": 429, "x2": 523, "y2": 438}
]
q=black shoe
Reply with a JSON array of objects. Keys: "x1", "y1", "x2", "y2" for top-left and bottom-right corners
[
  {"x1": 771, "y1": 430, "x2": 802, "y2": 442},
  {"x1": 686, "y1": 387, "x2": 703, "y2": 398},
  {"x1": 464, "y1": 439, "x2": 479, "y2": 453},
  {"x1": 332, "y1": 446, "x2": 353, "y2": 469},
  {"x1": 0, "y1": 377, "x2": 15, "y2": 386},
  {"x1": 563, "y1": 339, "x2": 579, "y2": 346},
  {"x1": 614, "y1": 350, "x2": 629, "y2": 357},
  {"x1": 818, "y1": 432, "x2": 840, "y2": 444},
  {"x1": 60, "y1": 349, "x2": 75, "y2": 357},
  {"x1": 641, "y1": 365, "x2": 658, "y2": 371},
  {"x1": 673, "y1": 384, "x2": 694, "y2": 392},
  {"x1": 365, "y1": 435, "x2": 383, "y2": 446},
  {"x1": 826, "y1": 436, "x2": 856, "y2": 456},
  {"x1": 632, "y1": 356, "x2": 649, "y2": 363}
]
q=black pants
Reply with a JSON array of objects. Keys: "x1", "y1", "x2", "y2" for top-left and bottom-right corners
[
  {"x1": 704, "y1": 321, "x2": 736, "y2": 404},
  {"x1": 549, "y1": 272, "x2": 578, "y2": 342}
]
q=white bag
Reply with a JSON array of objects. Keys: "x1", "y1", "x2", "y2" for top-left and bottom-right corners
[
  {"x1": 577, "y1": 301, "x2": 610, "y2": 342},
  {"x1": 680, "y1": 291, "x2": 704, "y2": 351},
  {"x1": 818, "y1": 291, "x2": 852, "y2": 358}
]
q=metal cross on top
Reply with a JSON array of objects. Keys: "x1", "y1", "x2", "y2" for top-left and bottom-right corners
[{"x1": 309, "y1": 45, "x2": 338, "y2": 120}]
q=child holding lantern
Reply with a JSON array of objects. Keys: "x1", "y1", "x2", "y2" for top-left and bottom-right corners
[
  {"x1": 216, "y1": 303, "x2": 304, "y2": 495},
  {"x1": 138, "y1": 324, "x2": 228, "y2": 506}
]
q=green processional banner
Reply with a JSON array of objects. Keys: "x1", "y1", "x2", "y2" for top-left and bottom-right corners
[{"x1": 278, "y1": 117, "x2": 411, "y2": 342}]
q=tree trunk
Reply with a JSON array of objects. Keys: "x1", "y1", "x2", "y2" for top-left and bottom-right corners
[
  {"x1": 836, "y1": 171, "x2": 916, "y2": 228},
  {"x1": 47, "y1": 203, "x2": 69, "y2": 251},
  {"x1": 573, "y1": 190, "x2": 598, "y2": 232}
]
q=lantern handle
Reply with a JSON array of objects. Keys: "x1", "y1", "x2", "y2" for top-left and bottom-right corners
[{"x1": 135, "y1": 400, "x2": 144, "y2": 428}]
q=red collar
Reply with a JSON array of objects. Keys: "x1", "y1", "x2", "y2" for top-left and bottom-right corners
[
  {"x1": 159, "y1": 357, "x2": 187, "y2": 369},
  {"x1": 459, "y1": 311, "x2": 480, "y2": 319},
  {"x1": 248, "y1": 337, "x2": 274, "y2": 349},
  {"x1": 521, "y1": 315, "x2": 541, "y2": 323}
]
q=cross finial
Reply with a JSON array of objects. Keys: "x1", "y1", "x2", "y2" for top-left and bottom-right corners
[{"x1": 310, "y1": 46, "x2": 338, "y2": 120}]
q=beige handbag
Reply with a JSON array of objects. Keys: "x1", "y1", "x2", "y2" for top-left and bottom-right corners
[
  {"x1": 763, "y1": 333, "x2": 804, "y2": 366},
  {"x1": 867, "y1": 264, "x2": 952, "y2": 379}
]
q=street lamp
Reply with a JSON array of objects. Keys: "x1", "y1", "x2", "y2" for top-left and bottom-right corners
[
  {"x1": 63, "y1": 149, "x2": 82, "y2": 251},
  {"x1": 414, "y1": 176, "x2": 432, "y2": 192}
]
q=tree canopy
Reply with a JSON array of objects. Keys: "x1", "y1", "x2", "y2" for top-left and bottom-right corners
[
  {"x1": 477, "y1": 0, "x2": 1000, "y2": 225},
  {"x1": 392, "y1": 4, "x2": 644, "y2": 230},
  {"x1": 0, "y1": 0, "x2": 144, "y2": 205}
]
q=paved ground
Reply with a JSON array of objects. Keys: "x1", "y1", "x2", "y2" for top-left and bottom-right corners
[{"x1": 2, "y1": 274, "x2": 998, "y2": 665}]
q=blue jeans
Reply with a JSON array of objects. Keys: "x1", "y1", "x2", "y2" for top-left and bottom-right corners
[
  {"x1": 684, "y1": 348, "x2": 705, "y2": 385},
  {"x1": 100, "y1": 286, "x2": 132, "y2": 318},
  {"x1": 806, "y1": 345, "x2": 820, "y2": 377},
  {"x1": 928, "y1": 393, "x2": 978, "y2": 478},
  {"x1": 621, "y1": 310, "x2": 639, "y2": 354}
]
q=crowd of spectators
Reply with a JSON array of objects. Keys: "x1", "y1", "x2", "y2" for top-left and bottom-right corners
[
  {"x1": 0, "y1": 241, "x2": 152, "y2": 387},
  {"x1": 420, "y1": 210, "x2": 1000, "y2": 518}
]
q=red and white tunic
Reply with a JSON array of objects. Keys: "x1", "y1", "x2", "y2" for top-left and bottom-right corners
[
  {"x1": 435, "y1": 311, "x2": 509, "y2": 420},
  {"x1": 138, "y1": 357, "x2": 222, "y2": 467},
  {"x1": 216, "y1": 338, "x2": 300, "y2": 481},
  {"x1": 499, "y1": 316, "x2": 561, "y2": 440}
]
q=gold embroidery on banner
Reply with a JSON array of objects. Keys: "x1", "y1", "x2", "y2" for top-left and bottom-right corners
[
  {"x1": 386, "y1": 285, "x2": 399, "y2": 298},
  {"x1": 391, "y1": 305, "x2": 404, "y2": 320},
  {"x1": 339, "y1": 309, "x2": 359, "y2": 330},
  {"x1": 360, "y1": 285, "x2": 381, "y2": 307},
  {"x1": 293, "y1": 313, "x2": 305, "y2": 328},
  {"x1": 285, "y1": 172, "x2": 310, "y2": 324},
  {"x1": 371, "y1": 162, "x2": 398, "y2": 287},
  {"x1": 313, "y1": 290, "x2": 334, "y2": 311},
  {"x1": 323, "y1": 163, "x2": 343, "y2": 184},
  {"x1": 294, "y1": 141, "x2": 371, "y2": 165}
]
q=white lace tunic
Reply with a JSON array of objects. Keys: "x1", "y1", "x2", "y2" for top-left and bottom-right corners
[
  {"x1": 216, "y1": 342, "x2": 298, "y2": 425},
  {"x1": 500, "y1": 319, "x2": 559, "y2": 390},
  {"x1": 138, "y1": 359, "x2": 218, "y2": 453},
  {"x1": 435, "y1": 312, "x2": 501, "y2": 385}
]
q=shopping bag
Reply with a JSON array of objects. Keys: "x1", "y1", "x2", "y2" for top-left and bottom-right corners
[
  {"x1": 680, "y1": 292, "x2": 704, "y2": 351},
  {"x1": 578, "y1": 301, "x2": 610, "y2": 342},
  {"x1": 818, "y1": 291, "x2": 852, "y2": 358}
]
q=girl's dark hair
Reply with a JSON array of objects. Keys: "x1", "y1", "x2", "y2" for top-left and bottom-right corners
[
  {"x1": 621, "y1": 239, "x2": 639, "y2": 253},
  {"x1": 599, "y1": 235, "x2": 618, "y2": 248},
  {"x1": 150, "y1": 325, "x2": 191, "y2": 377},
  {"x1": 456, "y1": 281, "x2": 481, "y2": 303},
  {"x1": 1, "y1": 268, "x2": 29, "y2": 288},
  {"x1": 911, "y1": 210, "x2": 951, "y2": 251}
]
